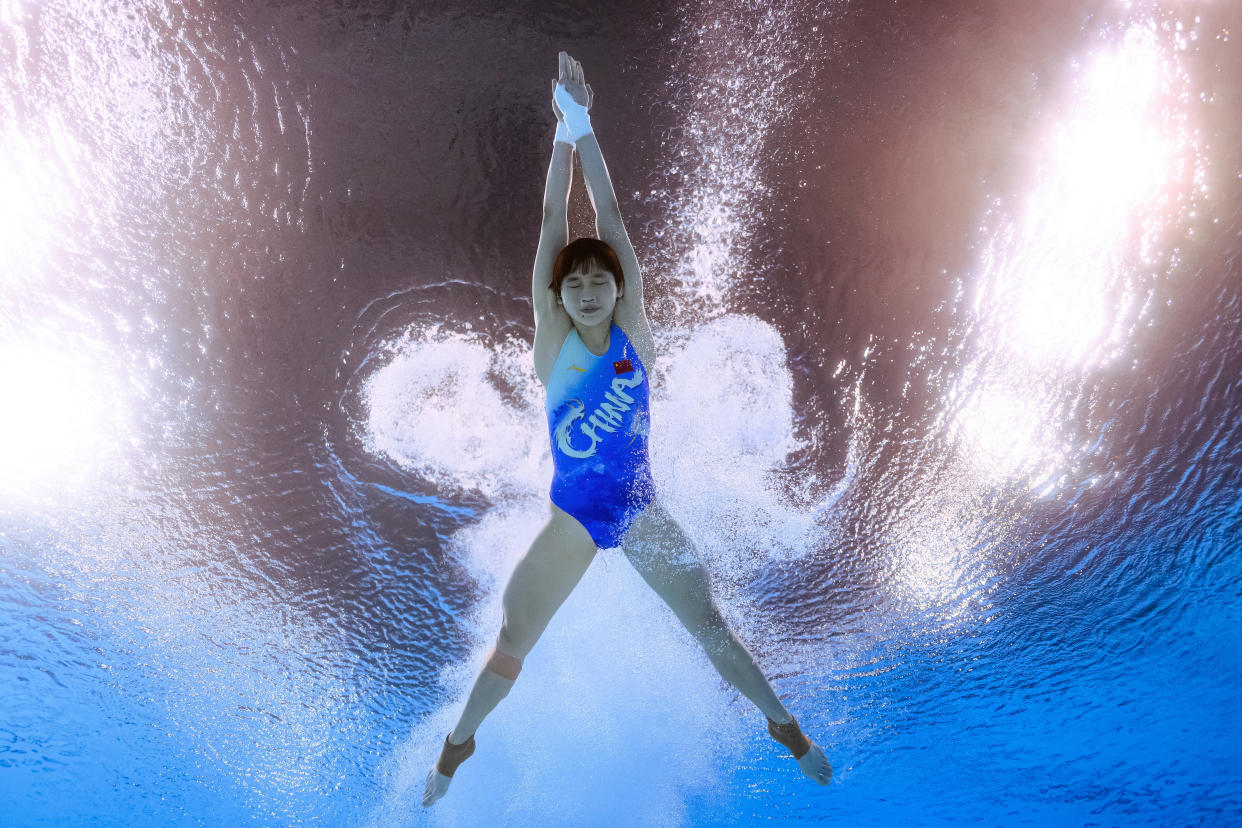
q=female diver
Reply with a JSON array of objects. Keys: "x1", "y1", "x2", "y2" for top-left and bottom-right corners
[{"x1": 423, "y1": 51, "x2": 832, "y2": 807}]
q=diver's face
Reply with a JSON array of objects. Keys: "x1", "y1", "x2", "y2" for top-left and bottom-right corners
[{"x1": 560, "y1": 264, "x2": 621, "y2": 325}]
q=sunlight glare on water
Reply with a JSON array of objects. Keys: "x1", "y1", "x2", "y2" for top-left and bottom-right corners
[
  {"x1": 888, "y1": 12, "x2": 1206, "y2": 623},
  {"x1": 0, "y1": 336, "x2": 122, "y2": 503},
  {"x1": 986, "y1": 22, "x2": 1195, "y2": 367},
  {"x1": 958, "y1": 17, "x2": 1202, "y2": 485},
  {"x1": 2, "y1": 0, "x2": 1239, "y2": 823},
  {"x1": 950, "y1": 375, "x2": 1068, "y2": 488},
  {"x1": 0, "y1": 128, "x2": 75, "y2": 290}
]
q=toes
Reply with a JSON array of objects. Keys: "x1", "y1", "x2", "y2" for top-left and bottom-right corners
[
  {"x1": 814, "y1": 754, "x2": 833, "y2": 785},
  {"x1": 422, "y1": 768, "x2": 444, "y2": 806},
  {"x1": 796, "y1": 743, "x2": 833, "y2": 785}
]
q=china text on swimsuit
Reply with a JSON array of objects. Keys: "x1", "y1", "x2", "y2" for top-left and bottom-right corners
[
  {"x1": 553, "y1": 367, "x2": 645, "y2": 458},
  {"x1": 544, "y1": 323, "x2": 655, "y2": 549}
]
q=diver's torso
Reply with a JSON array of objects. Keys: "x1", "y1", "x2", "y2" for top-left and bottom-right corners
[{"x1": 544, "y1": 323, "x2": 652, "y2": 493}]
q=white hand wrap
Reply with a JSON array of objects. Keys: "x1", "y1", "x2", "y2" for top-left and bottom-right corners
[
  {"x1": 554, "y1": 119, "x2": 574, "y2": 147},
  {"x1": 554, "y1": 83, "x2": 593, "y2": 142}
]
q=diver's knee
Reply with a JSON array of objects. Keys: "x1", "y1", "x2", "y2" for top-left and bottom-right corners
[
  {"x1": 485, "y1": 645, "x2": 523, "y2": 681},
  {"x1": 690, "y1": 610, "x2": 733, "y2": 656}
]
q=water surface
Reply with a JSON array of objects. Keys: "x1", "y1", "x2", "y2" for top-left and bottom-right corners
[{"x1": 1, "y1": 0, "x2": 1240, "y2": 825}]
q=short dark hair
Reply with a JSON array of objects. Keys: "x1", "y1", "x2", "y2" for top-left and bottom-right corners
[{"x1": 550, "y1": 237, "x2": 625, "y2": 295}]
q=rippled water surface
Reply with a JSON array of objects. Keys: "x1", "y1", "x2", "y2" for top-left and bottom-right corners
[{"x1": 2, "y1": 1, "x2": 1240, "y2": 825}]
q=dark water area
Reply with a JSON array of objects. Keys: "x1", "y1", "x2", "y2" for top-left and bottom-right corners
[{"x1": 2, "y1": 0, "x2": 1240, "y2": 825}]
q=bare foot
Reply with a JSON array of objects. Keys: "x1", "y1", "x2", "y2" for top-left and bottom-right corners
[
  {"x1": 422, "y1": 767, "x2": 452, "y2": 807},
  {"x1": 422, "y1": 732, "x2": 474, "y2": 806},
  {"x1": 768, "y1": 715, "x2": 832, "y2": 785},
  {"x1": 796, "y1": 739, "x2": 833, "y2": 785}
]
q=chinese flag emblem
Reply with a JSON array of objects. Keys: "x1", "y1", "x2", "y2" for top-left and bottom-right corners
[{"x1": 613, "y1": 358, "x2": 633, "y2": 375}]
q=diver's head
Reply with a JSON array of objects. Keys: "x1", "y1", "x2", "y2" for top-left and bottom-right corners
[{"x1": 550, "y1": 237, "x2": 625, "y2": 326}]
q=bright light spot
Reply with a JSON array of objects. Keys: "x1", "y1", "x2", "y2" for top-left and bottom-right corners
[
  {"x1": 1007, "y1": 265, "x2": 1115, "y2": 365},
  {"x1": 890, "y1": 522, "x2": 968, "y2": 612},
  {"x1": 979, "y1": 24, "x2": 1192, "y2": 368},
  {"x1": 883, "y1": 496, "x2": 994, "y2": 627},
  {"x1": 0, "y1": 125, "x2": 78, "y2": 291},
  {"x1": 1045, "y1": 43, "x2": 1167, "y2": 233},
  {"x1": 0, "y1": 339, "x2": 119, "y2": 501},
  {"x1": 0, "y1": 0, "x2": 25, "y2": 25},
  {"x1": 953, "y1": 18, "x2": 1200, "y2": 497},
  {"x1": 951, "y1": 380, "x2": 1064, "y2": 487}
]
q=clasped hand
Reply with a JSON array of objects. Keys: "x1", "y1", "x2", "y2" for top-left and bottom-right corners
[{"x1": 552, "y1": 50, "x2": 594, "y2": 120}]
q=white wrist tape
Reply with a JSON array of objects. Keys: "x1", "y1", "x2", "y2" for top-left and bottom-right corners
[
  {"x1": 554, "y1": 83, "x2": 593, "y2": 141},
  {"x1": 554, "y1": 119, "x2": 574, "y2": 147}
]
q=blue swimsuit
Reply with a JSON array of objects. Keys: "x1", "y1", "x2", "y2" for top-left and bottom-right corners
[{"x1": 545, "y1": 323, "x2": 655, "y2": 548}]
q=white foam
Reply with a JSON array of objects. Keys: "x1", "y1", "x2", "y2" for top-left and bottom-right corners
[
  {"x1": 362, "y1": 329, "x2": 548, "y2": 500},
  {"x1": 365, "y1": 0, "x2": 859, "y2": 814},
  {"x1": 374, "y1": 544, "x2": 745, "y2": 827},
  {"x1": 362, "y1": 313, "x2": 857, "y2": 573},
  {"x1": 365, "y1": 312, "x2": 862, "y2": 823}
]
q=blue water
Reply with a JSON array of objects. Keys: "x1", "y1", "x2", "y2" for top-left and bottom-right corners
[{"x1": 2, "y1": 1, "x2": 1241, "y2": 825}]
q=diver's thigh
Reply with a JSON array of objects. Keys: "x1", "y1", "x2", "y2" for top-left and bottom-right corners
[
  {"x1": 498, "y1": 502, "x2": 597, "y2": 657},
  {"x1": 621, "y1": 500, "x2": 722, "y2": 631}
]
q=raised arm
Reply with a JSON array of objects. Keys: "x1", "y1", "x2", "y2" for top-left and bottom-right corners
[
  {"x1": 554, "y1": 53, "x2": 654, "y2": 365},
  {"x1": 577, "y1": 133, "x2": 645, "y2": 315},
  {"x1": 530, "y1": 139, "x2": 572, "y2": 324}
]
